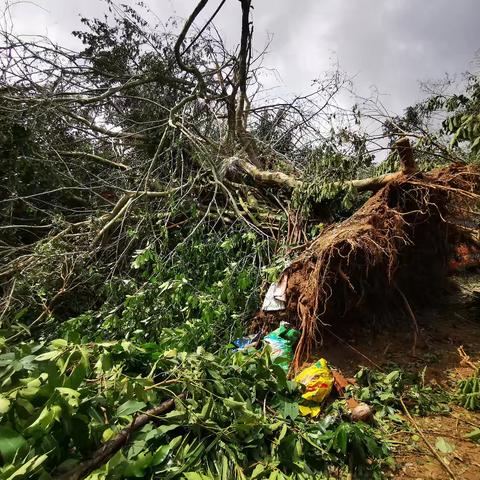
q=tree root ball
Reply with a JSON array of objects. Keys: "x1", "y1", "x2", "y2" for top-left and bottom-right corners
[{"x1": 351, "y1": 403, "x2": 374, "y2": 423}]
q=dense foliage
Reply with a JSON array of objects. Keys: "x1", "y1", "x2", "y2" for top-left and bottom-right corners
[
  {"x1": 2, "y1": 330, "x2": 463, "y2": 479},
  {"x1": 0, "y1": 337, "x2": 392, "y2": 479},
  {"x1": 56, "y1": 228, "x2": 268, "y2": 349}
]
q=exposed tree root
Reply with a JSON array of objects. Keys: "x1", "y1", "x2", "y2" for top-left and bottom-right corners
[{"x1": 255, "y1": 163, "x2": 480, "y2": 370}]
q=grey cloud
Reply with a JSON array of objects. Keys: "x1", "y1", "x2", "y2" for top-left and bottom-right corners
[{"x1": 7, "y1": 0, "x2": 480, "y2": 114}]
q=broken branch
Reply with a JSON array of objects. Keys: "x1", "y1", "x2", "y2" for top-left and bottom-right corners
[{"x1": 55, "y1": 393, "x2": 186, "y2": 480}]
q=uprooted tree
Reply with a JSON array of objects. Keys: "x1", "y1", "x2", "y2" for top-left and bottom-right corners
[
  {"x1": 257, "y1": 161, "x2": 480, "y2": 368},
  {"x1": 2, "y1": 1, "x2": 480, "y2": 479},
  {"x1": 1, "y1": 0, "x2": 479, "y2": 359}
]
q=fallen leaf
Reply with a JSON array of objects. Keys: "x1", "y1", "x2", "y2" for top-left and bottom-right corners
[{"x1": 435, "y1": 437, "x2": 455, "y2": 454}]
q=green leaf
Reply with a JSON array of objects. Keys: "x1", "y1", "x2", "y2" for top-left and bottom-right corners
[
  {"x1": 472, "y1": 135, "x2": 480, "y2": 150},
  {"x1": 0, "y1": 394, "x2": 11, "y2": 413},
  {"x1": 19, "y1": 386, "x2": 39, "y2": 399},
  {"x1": 278, "y1": 423, "x2": 288, "y2": 441},
  {"x1": 152, "y1": 444, "x2": 170, "y2": 466},
  {"x1": 35, "y1": 350, "x2": 62, "y2": 362},
  {"x1": 0, "y1": 427, "x2": 27, "y2": 463},
  {"x1": 51, "y1": 339, "x2": 68, "y2": 348},
  {"x1": 335, "y1": 425, "x2": 348, "y2": 455},
  {"x1": 279, "y1": 401, "x2": 298, "y2": 420},
  {"x1": 465, "y1": 428, "x2": 480, "y2": 442},
  {"x1": 385, "y1": 370, "x2": 400, "y2": 383},
  {"x1": 116, "y1": 400, "x2": 146, "y2": 417},
  {"x1": 183, "y1": 473, "x2": 212, "y2": 480},
  {"x1": 66, "y1": 362, "x2": 87, "y2": 389},
  {"x1": 4, "y1": 453, "x2": 48, "y2": 480},
  {"x1": 251, "y1": 464, "x2": 266, "y2": 479},
  {"x1": 124, "y1": 451, "x2": 153, "y2": 477},
  {"x1": 223, "y1": 398, "x2": 246, "y2": 410},
  {"x1": 435, "y1": 437, "x2": 455, "y2": 454},
  {"x1": 56, "y1": 387, "x2": 80, "y2": 408},
  {"x1": 16, "y1": 398, "x2": 35, "y2": 415},
  {"x1": 157, "y1": 424, "x2": 181, "y2": 435},
  {"x1": 168, "y1": 435, "x2": 183, "y2": 450},
  {"x1": 25, "y1": 405, "x2": 62, "y2": 436}
]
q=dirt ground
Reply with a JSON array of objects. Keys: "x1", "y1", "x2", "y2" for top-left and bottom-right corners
[
  {"x1": 317, "y1": 275, "x2": 480, "y2": 479},
  {"x1": 393, "y1": 407, "x2": 480, "y2": 479}
]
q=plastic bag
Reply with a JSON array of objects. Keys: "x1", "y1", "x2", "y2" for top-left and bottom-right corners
[
  {"x1": 232, "y1": 332, "x2": 262, "y2": 351},
  {"x1": 263, "y1": 322, "x2": 300, "y2": 371},
  {"x1": 295, "y1": 358, "x2": 333, "y2": 416},
  {"x1": 262, "y1": 274, "x2": 288, "y2": 311},
  {"x1": 298, "y1": 405, "x2": 322, "y2": 417}
]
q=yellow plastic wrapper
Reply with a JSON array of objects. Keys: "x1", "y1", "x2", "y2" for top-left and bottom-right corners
[
  {"x1": 298, "y1": 405, "x2": 321, "y2": 417},
  {"x1": 295, "y1": 358, "x2": 333, "y2": 416}
]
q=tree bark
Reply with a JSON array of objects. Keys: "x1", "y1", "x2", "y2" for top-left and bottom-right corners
[
  {"x1": 230, "y1": 136, "x2": 416, "y2": 194},
  {"x1": 394, "y1": 136, "x2": 417, "y2": 172},
  {"x1": 235, "y1": 0, "x2": 262, "y2": 167},
  {"x1": 233, "y1": 157, "x2": 407, "y2": 193}
]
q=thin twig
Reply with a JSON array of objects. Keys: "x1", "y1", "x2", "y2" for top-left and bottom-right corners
[
  {"x1": 325, "y1": 327, "x2": 384, "y2": 371},
  {"x1": 394, "y1": 283, "x2": 419, "y2": 356},
  {"x1": 399, "y1": 397, "x2": 458, "y2": 480}
]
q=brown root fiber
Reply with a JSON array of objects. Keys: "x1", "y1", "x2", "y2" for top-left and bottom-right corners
[{"x1": 258, "y1": 163, "x2": 480, "y2": 370}]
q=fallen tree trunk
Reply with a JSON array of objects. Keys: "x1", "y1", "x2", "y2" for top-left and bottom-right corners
[
  {"x1": 231, "y1": 137, "x2": 419, "y2": 193},
  {"x1": 233, "y1": 156, "x2": 403, "y2": 193},
  {"x1": 254, "y1": 162, "x2": 480, "y2": 370}
]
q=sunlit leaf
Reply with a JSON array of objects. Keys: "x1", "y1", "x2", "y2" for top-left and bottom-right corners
[
  {"x1": 4, "y1": 453, "x2": 48, "y2": 480},
  {"x1": 0, "y1": 394, "x2": 11, "y2": 413},
  {"x1": 116, "y1": 400, "x2": 146, "y2": 417}
]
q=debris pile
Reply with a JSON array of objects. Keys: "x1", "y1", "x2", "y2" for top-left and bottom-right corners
[{"x1": 234, "y1": 323, "x2": 359, "y2": 416}]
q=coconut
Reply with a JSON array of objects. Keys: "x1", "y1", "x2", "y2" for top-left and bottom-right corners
[{"x1": 351, "y1": 403, "x2": 374, "y2": 423}]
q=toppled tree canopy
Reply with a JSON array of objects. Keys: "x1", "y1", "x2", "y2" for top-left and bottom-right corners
[{"x1": 1, "y1": 0, "x2": 479, "y2": 337}]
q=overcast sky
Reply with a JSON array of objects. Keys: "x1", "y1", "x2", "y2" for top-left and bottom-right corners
[{"x1": 5, "y1": 0, "x2": 480, "y2": 115}]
